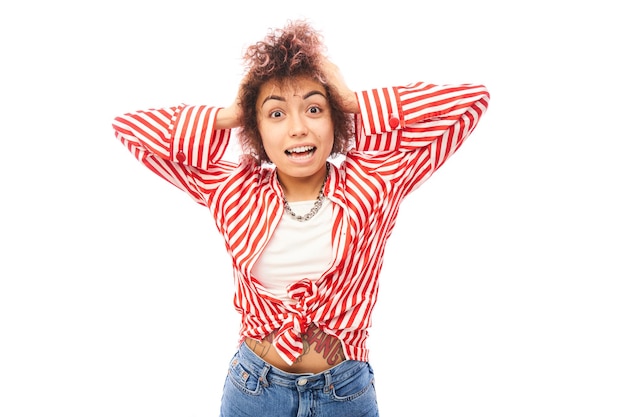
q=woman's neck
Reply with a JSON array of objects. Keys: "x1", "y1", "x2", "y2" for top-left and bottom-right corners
[{"x1": 277, "y1": 163, "x2": 328, "y2": 202}]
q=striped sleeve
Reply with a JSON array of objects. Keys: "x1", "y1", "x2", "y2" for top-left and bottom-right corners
[
  {"x1": 354, "y1": 82, "x2": 490, "y2": 156},
  {"x1": 112, "y1": 104, "x2": 234, "y2": 204},
  {"x1": 113, "y1": 104, "x2": 231, "y2": 169},
  {"x1": 169, "y1": 105, "x2": 230, "y2": 168}
]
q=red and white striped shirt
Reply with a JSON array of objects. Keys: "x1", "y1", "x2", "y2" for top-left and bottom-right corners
[{"x1": 112, "y1": 82, "x2": 490, "y2": 365}]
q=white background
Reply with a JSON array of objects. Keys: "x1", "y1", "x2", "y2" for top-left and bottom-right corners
[{"x1": 1, "y1": 1, "x2": 624, "y2": 416}]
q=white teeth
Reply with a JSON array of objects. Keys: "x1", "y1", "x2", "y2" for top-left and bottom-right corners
[{"x1": 286, "y1": 146, "x2": 314, "y2": 154}]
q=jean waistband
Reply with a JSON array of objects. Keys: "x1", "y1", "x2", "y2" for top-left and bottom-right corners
[{"x1": 236, "y1": 342, "x2": 367, "y2": 390}]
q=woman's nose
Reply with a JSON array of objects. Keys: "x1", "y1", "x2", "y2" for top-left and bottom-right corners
[{"x1": 288, "y1": 114, "x2": 308, "y2": 137}]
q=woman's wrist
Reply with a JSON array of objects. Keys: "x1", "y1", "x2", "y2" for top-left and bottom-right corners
[{"x1": 215, "y1": 104, "x2": 241, "y2": 130}]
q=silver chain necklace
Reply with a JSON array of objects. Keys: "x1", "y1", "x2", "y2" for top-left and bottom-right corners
[{"x1": 282, "y1": 163, "x2": 329, "y2": 222}]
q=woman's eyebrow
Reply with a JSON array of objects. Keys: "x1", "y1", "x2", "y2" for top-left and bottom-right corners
[
  {"x1": 261, "y1": 90, "x2": 327, "y2": 106},
  {"x1": 303, "y1": 90, "x2": 326, "y2": 100},
  {"x1": 261, "y1": 95, "x2": 285, "y2": 106}
]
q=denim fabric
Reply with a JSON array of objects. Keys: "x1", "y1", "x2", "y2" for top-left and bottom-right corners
[{"x1": 219, "y1": 342, "x2": 379, "y2": 417}]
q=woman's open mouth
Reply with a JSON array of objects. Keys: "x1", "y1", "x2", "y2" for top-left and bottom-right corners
[{"x1": 285, "y1": 145, "x2": 316, "y2": 160}]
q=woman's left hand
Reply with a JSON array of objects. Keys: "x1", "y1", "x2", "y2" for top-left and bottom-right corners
[{"x1": 321, "y1": 57, "x2": 359, "y2": 114}]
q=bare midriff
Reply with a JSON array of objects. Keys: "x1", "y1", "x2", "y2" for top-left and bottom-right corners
[{"x1": 244, "y1": 324, "x2": 346, "y2": 374}]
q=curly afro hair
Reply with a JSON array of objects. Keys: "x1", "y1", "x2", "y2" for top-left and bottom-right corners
[{"x1": 237, "y1": 20, "x2": 354, "y2": 165}]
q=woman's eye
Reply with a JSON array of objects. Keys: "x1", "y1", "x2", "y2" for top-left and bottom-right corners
[
  {"x1": 308, "y1": 106, "x2": 321, "y2": 114},
  {"x1": 270, "y1": 110, "x2": 283, "y2": 118}
]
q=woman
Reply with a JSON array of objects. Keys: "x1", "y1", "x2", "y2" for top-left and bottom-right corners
[{"x1": 112, "y1": 20, "x2": 490, "y2": 417}]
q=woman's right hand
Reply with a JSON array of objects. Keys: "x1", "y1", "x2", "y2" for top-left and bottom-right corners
[
  {"x1": 215, "y1": 86, "x2": 243, "y2": 130},
  {"x1": 215, "y1": 97, "x2": 242, "y2": 129}
]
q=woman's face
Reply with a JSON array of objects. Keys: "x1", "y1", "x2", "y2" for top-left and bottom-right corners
[{"x1": 256, "y1": 76, "x2": 334, "y2": 185}]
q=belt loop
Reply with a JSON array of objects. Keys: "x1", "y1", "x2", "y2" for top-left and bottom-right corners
[
  {"x1": 259, "y1": 363, "x2": 271, "y2": 387},
  {"x1": 323, "y1": 370, "x2": 334, "y2": 393}
]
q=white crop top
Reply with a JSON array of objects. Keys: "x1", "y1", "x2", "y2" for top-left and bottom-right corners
[{"x1": 251, "y1": 198, "x2": 333, "y2": 303}]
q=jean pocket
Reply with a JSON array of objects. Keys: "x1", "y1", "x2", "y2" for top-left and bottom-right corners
[
  {"x1": 330, "y1": 362, "x2": 376, "y2": 401},
  {"x1": 227, "y1": 357, "x2": 263, "y2": 396}
]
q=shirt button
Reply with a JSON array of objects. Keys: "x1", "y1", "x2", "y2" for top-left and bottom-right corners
[
  {"x1": 297, "y1": 378, "x2": 308, "y2": 386},
  {"x1": 389, "y1": 116, "x2": 400, "y2": 129},
  {"x1": 176, "y1": 151, "x2": 186, "y2": 163}
]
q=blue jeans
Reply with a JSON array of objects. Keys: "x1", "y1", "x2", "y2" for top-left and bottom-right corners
[{"x1": 219, "y1": 342, "x2": 379, "y2": 417}]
